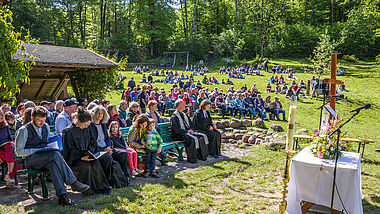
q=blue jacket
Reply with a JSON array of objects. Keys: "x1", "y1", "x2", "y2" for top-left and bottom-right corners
[
  {"x1": 89, "y1": 123, "x2": 112, "y2": 151},
  {"x1": 254, "y1": 98, "x2": 265, "y2": 108},
  {"x1": 235, "y1": 98, "x2": 245, "y2": 108}
]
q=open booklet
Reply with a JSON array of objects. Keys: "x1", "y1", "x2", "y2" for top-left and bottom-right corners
[
  {"x1": 34, "y1": 134, "x2": 63, "y2": 153},
  {"x1": 82, "y1": 151, "x2": 108, "y2": 160}
]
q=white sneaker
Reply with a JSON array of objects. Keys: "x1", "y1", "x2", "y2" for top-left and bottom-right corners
[
  {"x1": 131, "y1": 170, "x2": 139, "y2": 176},
  {"x1": 135, "y1": 169, "x2": 144, "y2": 174},
  {"x1": 6, "y1": 178, "x2": 22, "y2": 189}
]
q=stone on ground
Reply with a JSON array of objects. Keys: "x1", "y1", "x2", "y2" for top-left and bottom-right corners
[
  {"x1": 226, "y1": 133, "x2": 234, "y2": 139},
  {"x1": 215, "y1": 121, "x2": 225, "y2": 129},
  {"x1": 253, "y1": 118, "x2": 266, "y2": 128},
  {"x1": 271, "y1": 124, "x2": 284, "y2": 132},
  {"x1": 221, "y1": 120, "x2": 230, "y2": 128},
  {"x1": 296, "y1": 128, "x2": 309, "y2": 134},
  {"x1": 242, "y1": 135, "x2": 250, "y2": 143},
  {"x1": 234, "y1": 134, "x2": 244, "y2": 140},
  {"x1": 242, "y1": 119, "x2": 252, "y2": 127},
  {"x1": 248, "y1": 136, "x2": 256, "y2": 144},
  {"x1": 225, "y1": 128, "x2": 233, "y2": 132},
  {"x1": 220, "y1": 131, "x2": 226, "y2": 139},
  {"x1": 230, "y1": 118, "x2": 242, "y2": 129}
]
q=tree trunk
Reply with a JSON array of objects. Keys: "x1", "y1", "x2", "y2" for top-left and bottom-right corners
[
  {"x1": 216, "y1": 1, "x2": 220, "y2": 34},
  {"x1": 331, "y1": 0, "x2": 334, "y2": 24},
  {"x1": 180, "y1": 0, "x2": 186, "y2": 39},
  {"x1": 184, "y1": 0, "x2": 189, "y2": 44},
  {"x1": 100, "y1": 0, "x2": 104, "y2": 39},
  {"x1": 304, "y1": 0, "x2": 307, "y2": 24},
  {"x1": 149, "y1": 0, "x2": 154, "y2": 56},
  {"x1": 79, "y1": 1, "x2": 85, "y2": 46},
  {"x1": 103, "y1": 0, "x2": 107, "y2": 37},
  {"x1": 114, "y1": 2, "x2": 117, "y2": 35},
  {"x1": 83, "y1": 3, "x2": 87, "y2": 46},
  {"x1": 193, "y1": 0, "x2": 197, "y2": 36},
  {"x1": 235, "y1": 0, "x2": 238, "y2": 25}
]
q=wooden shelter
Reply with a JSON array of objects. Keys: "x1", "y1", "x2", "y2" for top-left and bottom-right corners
[{"x1": 12, "y1": 43, "x2": 118, "y2": 101}]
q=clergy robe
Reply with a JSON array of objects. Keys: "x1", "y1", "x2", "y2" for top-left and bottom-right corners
[
  {"x1": 170, "y1": 111, "x2": 208, "y2": 163},
  {"x1": 62, "y1": 124, "x2": 111, "y2": 195},
  {"x1": 192, "y1": 109, "x2": 221, "y2": 156},
  {"x1": 89, "y1": 123, "x2": 129, "y2": 188}
]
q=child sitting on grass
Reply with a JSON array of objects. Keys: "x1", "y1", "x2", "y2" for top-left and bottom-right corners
[
  {"x1": 142, "y1": 119, "x2": 163, "y2": 178},
  {"x1": 108, "y1": 121, "x2": 144, "y2": 176}
]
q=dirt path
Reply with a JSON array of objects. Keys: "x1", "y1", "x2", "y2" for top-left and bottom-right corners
[{"x1": 0, "y1": 144, "x2": 252, "y2": 210}]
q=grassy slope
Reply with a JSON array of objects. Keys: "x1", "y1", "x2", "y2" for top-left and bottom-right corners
[{"x1": 4, "y1": 58, "x2": 379, "y2": 213}]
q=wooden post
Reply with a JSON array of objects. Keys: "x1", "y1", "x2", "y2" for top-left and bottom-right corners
[
  {"x1": 306, "y1": 80, "x2": 311, "y2": 96},
  {"x1": 172, "y1": 54, "x2": 177, "y2": 68},
  {"x1": 324, "y1": 54, "x2": 342, "y2": 121}
]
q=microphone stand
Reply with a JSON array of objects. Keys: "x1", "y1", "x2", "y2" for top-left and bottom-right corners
[
  {"x1": 318, "y1": 83, "x2": 327, "y2": 130},
  {"x1": 328, "y1": 110, "x2": 360, "y2": 213}
]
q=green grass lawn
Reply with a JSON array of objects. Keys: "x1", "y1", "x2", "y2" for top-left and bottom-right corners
[{"x1": 2, "y1": 58, "x2": 379, "y2": 213}]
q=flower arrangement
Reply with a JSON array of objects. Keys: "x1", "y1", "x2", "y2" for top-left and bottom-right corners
[{"x1": 309, "y1": 118, "x2": 353, "y2": 159}]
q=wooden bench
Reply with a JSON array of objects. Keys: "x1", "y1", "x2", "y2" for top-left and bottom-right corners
[
  {"x1": 293, "y1": 135, "x2": 374, "y2": 157},
  {"x1": 16, "y1": 168, "x2": 50, "y2": 201},
  {"x1": 11, "y1": 154, "x2": 50, "y2": 201},
  {"x1": 120, "y1": 122, "x2": 185, "y2": 166}
]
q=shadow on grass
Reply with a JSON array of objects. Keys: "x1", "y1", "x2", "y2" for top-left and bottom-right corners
[
  {"x1": 361, "y1": 171, "x2": 380, "y2": 179},
  {"x1": 362, "y1": 158, "x2": 380, "y2": 166},
  {"x1": 298, "y1": 99, "x2": 314, "y2": 104},
  {"x1": 162, "y1": 174, "x2": 189, "y2": 189},
  {"x1": 162, "y1": 157, "x2": 253, "y2": 190},
  {"x1": 363, "y1": 196, "x2": 380, "y2": 213}
]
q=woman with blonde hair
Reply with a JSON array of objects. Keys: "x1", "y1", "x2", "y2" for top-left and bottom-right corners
[{"x1": 90, "y1": 105, "x2": 132, "y2": 181}]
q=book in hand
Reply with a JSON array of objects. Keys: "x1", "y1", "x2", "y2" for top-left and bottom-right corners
[
  {"x1": 47, "y1": 134, "x2": 63, "y2": 150},
  {"x1": 82, "y1": 151, "x2": 108, "y2": 160}
]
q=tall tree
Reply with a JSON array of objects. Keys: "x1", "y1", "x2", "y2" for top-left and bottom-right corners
[{"x1": 0, "y1": 7, "x2": 33, "y2": 101}]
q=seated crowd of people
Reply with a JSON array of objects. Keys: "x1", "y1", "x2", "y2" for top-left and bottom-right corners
[
  {"x1": 218, "y1": 61, "x2": 267, "y2": 77},
  {"x1": 122, "y1": 80, "x2": 288, "y2": 121},
  {"x1": 270, "y1": 66, "x2": 297, "y2": 74},
  {"x1": 132, "y1": 66, "x2": 150, "y2": 74},
  {"x1": 0, "y1": 94, "x2": 224, "y2": 206}
]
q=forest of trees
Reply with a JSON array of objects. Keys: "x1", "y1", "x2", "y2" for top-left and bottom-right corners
[{"x1": 7, "y1": 0, "x2": 380, "y2": 62}]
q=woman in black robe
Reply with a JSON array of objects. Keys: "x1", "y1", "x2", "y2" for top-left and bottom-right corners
[
  {"x1": 62, "y1": 107, "x2": 112, "y2": 195},
  {"x1": 89, "y1": 105, "x2": 130, "y2": 185},
  {"x1": 170, "y1": 100, "x2": 208, "y2": 163},
  {"x1": 192, "y1": 100, "x2": 222, "y2": 158}
]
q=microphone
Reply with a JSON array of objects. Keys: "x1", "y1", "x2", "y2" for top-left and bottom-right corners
[{"x1": 350, "y1": 103, "x2": 371, "y2": 112}]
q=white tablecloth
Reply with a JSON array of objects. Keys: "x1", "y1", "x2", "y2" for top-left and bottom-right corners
[{"x1": 286, "y1": 147, "x2": 363, "y2": 214}]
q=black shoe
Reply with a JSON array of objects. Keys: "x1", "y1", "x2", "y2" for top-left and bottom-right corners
[
  {"x1": 58, "y1": 194, "x2": 75, "y2": 206},
  {"x1": 102, "y1": 188, "x2": 112, "y2": 195},
  {"x1": 70, "y1": 181, "x2": 90, "y2": 193}
]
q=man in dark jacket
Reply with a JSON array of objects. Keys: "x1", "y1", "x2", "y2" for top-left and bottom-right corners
[{"x1": 170, "y1": 100, "x2": 208, "y2": 163}]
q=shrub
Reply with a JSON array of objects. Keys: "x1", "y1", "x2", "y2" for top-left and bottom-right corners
[{"x1": 342, "y1": 55, "x2": 357, "y2": 62}]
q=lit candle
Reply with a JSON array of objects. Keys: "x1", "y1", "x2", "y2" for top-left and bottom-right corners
[{"x1": 286, "y1": 96, "x2": 297, "y2": 151}]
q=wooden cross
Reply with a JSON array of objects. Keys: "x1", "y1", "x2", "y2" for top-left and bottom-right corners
[{"x1": 324, "y1": 54, "x2": 343, "y2": 112}]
